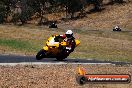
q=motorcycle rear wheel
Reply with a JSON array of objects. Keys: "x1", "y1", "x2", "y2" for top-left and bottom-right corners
[
  {"x1": 56, "y1": 57, "x2": 65, "y2": 61},
  {"x1": 56, "y1": 54, "x2": 68, "y2": 61},
  {"x1": 36, "y1": 49, "x2": 46, "y2": 60}
]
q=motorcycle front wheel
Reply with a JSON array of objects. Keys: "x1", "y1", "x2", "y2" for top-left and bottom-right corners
[{"x1": 36, "y1": 49, "x2": 46, "y2": 60}]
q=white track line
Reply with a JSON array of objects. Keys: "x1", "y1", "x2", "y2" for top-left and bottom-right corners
[{"x1": 0, "y1": 62, "x2": 112, "y2": 66}]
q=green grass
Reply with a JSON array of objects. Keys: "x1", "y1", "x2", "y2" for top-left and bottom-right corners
[
  {"x1": 0, "y1": 38, "x2": 40, "y2": 52},
  {"x1": 69, "y1": 29, "x2": 132, "y2": 62}
]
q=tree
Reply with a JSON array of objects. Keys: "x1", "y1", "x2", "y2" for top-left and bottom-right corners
[
  {"x1": 110, "y1": 0, "x2": 124, "y2": 4},
  {"x1": 86, "y1": 0, "x2": 103, "y2": 11},
  {"x1": 0, "y1": 0, "x2": 12, "y2": 23}
]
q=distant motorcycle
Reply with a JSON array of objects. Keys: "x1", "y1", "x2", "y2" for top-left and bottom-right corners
[
  {"x1": 113, "y1": 26, "x2": 121, "y2": 31},
  {"x1": 49, "y1": 22, "x2": 58, "y2": 28},
  {"x1": 36, "y1": 35, "x2": 80, "y2": 61}
]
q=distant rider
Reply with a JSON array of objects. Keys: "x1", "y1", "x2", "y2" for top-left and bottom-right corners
[{"x1": 113, "y1": 25, "x2": 121, "y2": 31}]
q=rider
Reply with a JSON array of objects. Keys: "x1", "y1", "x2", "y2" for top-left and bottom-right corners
[
  {"x1": 54, "y1": 30, "x2": 76, "y2": 53},
  {"x1": 65, "y1": 30, "x2": 76, "y2": 52},
  {"x1": 114, "y1": 25, "x2": 121, "y2": 31}
]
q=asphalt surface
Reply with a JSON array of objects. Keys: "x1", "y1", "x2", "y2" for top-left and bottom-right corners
[{"x1": 0, "y1": 54, "x2": 131, "y2": 65}]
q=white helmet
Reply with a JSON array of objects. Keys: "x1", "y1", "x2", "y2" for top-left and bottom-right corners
[
  {"x1": 115, "y1": 26, "x2": 119, "y2": 29},
  {"x1": 65, "y1": 30, "x2": 73, "y2": 38},
  {"x1": 66, "y1": 30, "x2": 73, "y2": 35}
]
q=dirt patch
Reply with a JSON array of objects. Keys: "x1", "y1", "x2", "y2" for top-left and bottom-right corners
[
  {"x1": 58, "y1": 3, "x2": 132, "y2": 30},
  {"x1": 0, "y1": 64, "x2": 132, "y2": 88}
]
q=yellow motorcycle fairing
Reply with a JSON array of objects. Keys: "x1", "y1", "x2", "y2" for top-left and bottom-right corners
[
  {"x1": 60, "y1": 42, "x2": 67, "y2": 46},
  {"x1": 43, "y1": 36, "x2": 60, "y2": 55},
  {"x1": 75, "y1": 40, "x2": 80, "y2": 47},
  {"x1": 43, "y1": 35, "x2": 80, "y2": 55},
  {"x1": 43, "y1": 46, "x2": 48, "y2": 51}
]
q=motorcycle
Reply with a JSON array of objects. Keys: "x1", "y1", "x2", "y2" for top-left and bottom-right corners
[{"x1": 36, "y1": 35, "x2": 80, "y2": 61}]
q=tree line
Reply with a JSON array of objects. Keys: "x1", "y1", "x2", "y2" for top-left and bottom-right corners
[{"x1": 0, "y1": 0, "x2": 128, "y2": 25}]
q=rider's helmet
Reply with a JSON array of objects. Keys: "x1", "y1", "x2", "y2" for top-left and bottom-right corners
[
  {"x1": 115, "y1": 25, "x2": 119, "y2": 29},
  {"x1": 65, "y1": 30, "x2": 73, "y2": 38}
]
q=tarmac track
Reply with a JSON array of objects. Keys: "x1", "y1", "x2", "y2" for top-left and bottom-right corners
[{"x1": 0, "y1": 54, "x2": 131, "y2": 66}]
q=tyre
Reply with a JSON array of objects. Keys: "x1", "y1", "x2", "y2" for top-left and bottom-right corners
[
  {"x1": 56, "y1": 54, "x2": 67, "y2": 61},
  {"x1": 56, "y1": 50, "x2": 68, "y2": 61},
  {"x1": 118, "y1": 29, "x2": 121, "y2": 31},
  {"x1": 76, "y1": 76, "x2": 87, "y2": 85},
  {"x1": 49, "y1": 25, "x2": 52, "y2": 28},
  {"x1": 56, "y1": 56, "x2": 66, "y2": 61},
  {"x1": 55, "y1": 25, "x2": 58, "y2": 28},
  {"x1": 36, "y1": 49, "x2": 46, "y2": 60},
  {"x1": 113, "y1": 29, "x2": 116, "y2": 31}
]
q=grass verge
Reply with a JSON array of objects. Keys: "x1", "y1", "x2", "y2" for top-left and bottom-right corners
[
  {"x1": 0, "y1": 25, "x2": 132, "y2": 62},
  {"x1": 0, "y1": 38, "x2": 39, "y2": 53}
]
